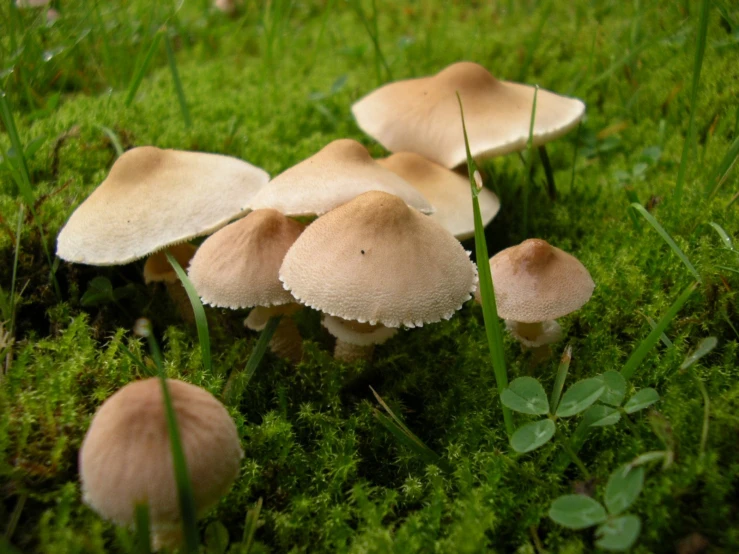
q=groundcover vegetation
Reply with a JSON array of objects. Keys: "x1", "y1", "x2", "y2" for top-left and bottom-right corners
[{"x1": 1, "y1": 0, "x2": 738, "y2": 552}]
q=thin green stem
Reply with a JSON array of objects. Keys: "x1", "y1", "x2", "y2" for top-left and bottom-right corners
[{"x1": 558, "y1": 431, "x2": 590, "y2": 478}]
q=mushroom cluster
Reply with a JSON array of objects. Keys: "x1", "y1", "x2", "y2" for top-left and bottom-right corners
[{"x1": 58, "y1": 60, "x2": 594, "y2": 546}]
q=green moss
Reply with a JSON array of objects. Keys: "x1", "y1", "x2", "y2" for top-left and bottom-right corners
[{"x1": 1, "y1": 0, "x2": 738, "y2": 552}]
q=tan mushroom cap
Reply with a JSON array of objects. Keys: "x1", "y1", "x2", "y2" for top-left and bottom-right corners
[
  {"x1": 352, "y1": 62, "x2": 585, "y2": 168},
  {"x1": 56, "y1": 146, "x2": 269, "y2": 266},
  {"x1": 188, "y1": 209, "x2": 305, "y2": 309},
  {"x1": 377, "y1": 152, "x2": 500, "y2": 240},
  {"x1": 280, "y1": 191, "x2": 477, "y2": 328},
  {"x1": 249, "y1": 139, "x2": 433, "y2": 216},
  {"x1": 477, "y1": 239, "x2": 594, "y2": 322},
  {"x1": 79, "y1": 378, "x2": 243, "y2": 528},
  {"x1": 322, "y1": 315, "x2": 398, "y2": 346},
  {"x1": 143, "y1": 243, "x2": 198, "y2": 285}
]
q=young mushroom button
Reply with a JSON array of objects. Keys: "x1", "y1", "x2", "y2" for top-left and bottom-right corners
[{"x1": 78, "y1": 378, "x2": 243, "y2": 551}]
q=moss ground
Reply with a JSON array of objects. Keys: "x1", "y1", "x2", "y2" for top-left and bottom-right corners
[{"x1": 1, "y1": 1, "x2": 738, "y2": 552}]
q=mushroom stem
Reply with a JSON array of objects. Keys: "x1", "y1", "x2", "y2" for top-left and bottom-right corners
[
  {"x1": 505, "y1": 319, "x2": 562, "y2": 348},
  {"x1": 245, "y1": 304, "x2": 303, "y2": 363},
  {"x1": 151, "y1": 524, "x2": 183, "y2": 552},
  {"x1": 334, "y1": 340, "x2": 374, "y2": 362},
  {"x1": 165, "y1": 281, "x2": 195, "y2": 323}
]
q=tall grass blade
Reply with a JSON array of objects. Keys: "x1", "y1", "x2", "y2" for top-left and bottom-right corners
[
  {"x1": 630, "y1": 203, "x2": 701, "y2": 282},
  {"x1": 352, "y1": 0, "x2": 392, "y2": 84},
  {"x1": 164, "y1": 30, "x2": 192, "y2": 128},
  {"x1": 165, "y1": 250, "x2": 212, "y2": 375},
  {"x1": 680, "y1": 336, "x2": 717, "y2": 370},
  {"x1": 674, "y1": 0, "x2": 709, "y2": 209},
  {"x1": 523, "y1": 86, "x2": 540, "y2": 237},
  {"x1": 621, "y1": 281, "x2": 698, "y2": 381},
  {"x1": 687, "y1": 368, "x2": 710, "y2": 458},
  {"x1": 223, "y1": 316, "x2": 280, "y2": 406},
  {"x1": 98, "y1": 125, "x2": 125, "y2": 158},
  {"x1": 9, "y1": 205, "x2": 23, "y2": 338},
  {"x1": 645, "y1": 315, "x2": 673, "y2": 348},
  {"x1": 457, "y1": 93, "x2": 514, "y2": 436},
  {"x1": 136, "y1": 319, "x2": 199, "y2": 553},
  {"x1": 134, "y1": 503, "x2": 153, "y2": 554},
  {"x1": 0, "y1": 93, "x2": 31, "y2": 188},
  {"x1": 126, "y1": 29, "x2": 164, "y2": 107}
]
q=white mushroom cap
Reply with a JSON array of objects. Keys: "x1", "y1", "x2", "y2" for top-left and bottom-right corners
[
  {"x1": 321, "y1": 315, "x2": 398, "y2": 346},
  {"x1": 377, "y1": 152, "x2": 500, "y2": 240},
  {"x1": 280, "y1": 191, "x2": 477, "y2": 328},
  {"x1": 477, "y1": 239, "x2": 594, "y2": 322},
  {"x1": 143, "y1": 243, "x2": 198, "y2": 285},
  {"x1": 56, "y1": 146, "x2": 269, "y2": 266},
  {"x1": 352, "y1": 62, "x2": 585, "y2": 168},
  {"x1": 249, "y1": 139, "x2": 433, "y2": 216},
  {"x1": 188, "y1": 209, "x2": 305, "y2": 309},
  {"x1": 79, "y1": 378, "x2": 243, "y2": 529}
]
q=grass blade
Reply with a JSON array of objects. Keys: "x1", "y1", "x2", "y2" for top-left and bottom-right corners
[
  {"x1": 457, "y1": 93, "x2": 514, "y2": 436},
  {"x1": 97, "y1": 125, "x2": 125, "y2": 158},
  {"x1": 165, "y1": 250, "x2": 212, "y2": 375},
  {"x1": 136, "y1": 319, "x2": 199, "y2": 553},
  {"x1": 707, "y1": 135, "x2": 739, "y2": 200},
  {"x1": 687, "y1": 368, "x2": 710, "y2": 458},
  {"x1": 708, "y1": 222, "x2": 734, "y2": 251},
  {"x1": 134, "y1": 503, "x2": 153, "y2": 554},
  {"x1": 523, "y1": 85, "x2": 539, "y2": 237},
  {"x1": 630, "y1": 203, "x2": 701, "y2": 282},
  {"x1": 242, "y1": 497, "x2": 263, "y2": 553},
  {"x1": 674, "y1": 0, "x2": 710, "y2": 209},
  {"x1": 223, "y1": 316, "x2": 280, "y2": 406},
  {"x1": 680, "y1": 337, "x2": 717, "y2": 370},
  {"x1": 370, "y1": 387, "x2": 447, "y2": 469},
  {"x1": 126, "y1": 29, "x2": 164, "y2": 107},
  {"x1": 164, "y1": 30, "x2": 192, "y2": 128},
  {"x1": 621, "y1": 281, "x2": 698, "y2": 381},
  {"x1": 549, "y1": 345, "x2": 572, "y2": 414}
]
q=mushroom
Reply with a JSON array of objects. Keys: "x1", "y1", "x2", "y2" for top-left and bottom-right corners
[
  {"x1": 377, "y1": 152, "x2": 500, "y2": 240},
  {"x1": 56, "y1": 146, "x2": 269, "y2": 266},
  {"x1": 352, "y1": 61, "x2": 585, "y2": 169},
  {"x1": 143, "y1": 243, "x2": 199, "y2": 322},
  {"x1": 475, "y1": 238, "x2": 594, "y2": 355},
  {"x1": 279, "y1": 191, "x2": 477, "y2": 361},
  {"x1": 248, "y1": 139, "x2": 433, "y2": 217},
  {"x1": 79, "y1": 378, "x2": 243, "y2": 551},
  {"x1": 187, "y1": 209, "x2": 306, "y2": 363}
]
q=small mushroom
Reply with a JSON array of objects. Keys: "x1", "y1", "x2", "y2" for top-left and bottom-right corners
[
  {"x1": 280, "y1": 191, "x2": 477, "y2": 361},
  {"x1": 187, "y1": 209, "x2": 306, "y2": 363},
  {"x1": 377, "y1": 152, "x2": 500, "y2": 240},
  {"x1": 352, "y1": 62, "x2": 585, "y2": 169},
  {"x1": 476, "y1": 239, "x2": 594, "y2": 356},
  {"x1": 79, "y1": 378, "x2": 243, "y2": 551},
  {"x1": 249, "y1": 139, "x2": 433, "y2": 217}
]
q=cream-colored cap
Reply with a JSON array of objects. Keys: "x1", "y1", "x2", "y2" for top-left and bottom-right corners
[
  {"x1": 377, "y1": 152, "x2": 500, "y2": 240},
  {"x1": 249, "y1": 139, "x2": 433, "y2": 216},
  {"x1": 280, "y1": 191, "x2": 477, "y2": 328},
  {"x1": 352, "y1": 62, "x2": 585, "y2": 168},
  {"x1": 478, "y1": 239, "x2": 594, "y2": 322},
  {"x1": 143, "y1": 243, "x2": 198, "y2": 285},
  {"x1": 57, "y1": 146, "x2": 269, "y2": 266},
  {"x1": 79, "y1": 378, "x2": 243, "y2": 528},
  {"x1": 188, "y1": 209, "x2": 305, "y2": 309}
]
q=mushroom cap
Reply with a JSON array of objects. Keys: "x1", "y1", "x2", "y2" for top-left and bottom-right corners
[
  {"x1": 478, "y1": 239, "x2": 594, "y2": 322},
  {"x1": 249, "y1": 139, "x2": 433, "y2": 216},
  {"x1": 377, "y1": 152, "x2": 500, "y2": 240},
  {"x1": 188, "y1": 209, "x2": 305, "y2": 309},
  {"x1": 143, "y1": 243, "x2": 198, "y2": 285},
  {"x1": 280, "y1": 191, "x2": 477, "y2": 328},
  {"x1": 322, "y1": 315, "x2": 398, "y2": 346},
  {"x1": 56, "y1": 146, "x2": 269, "y2": 266},
  {"x1": 79, "y1": 378, "x2": 243, "y2": 528},
  {"x1": 352, "y1": 62, "x2": 585, "y2": 168}
]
